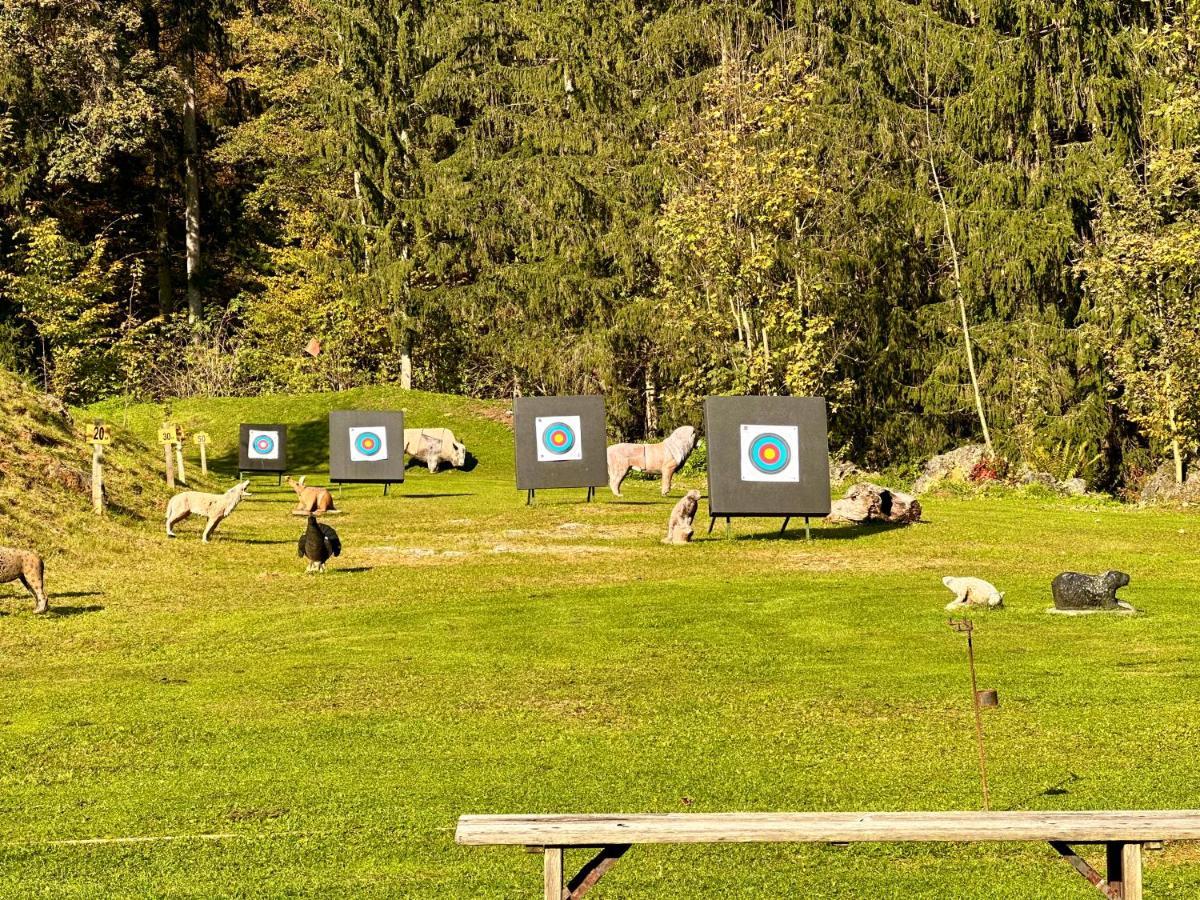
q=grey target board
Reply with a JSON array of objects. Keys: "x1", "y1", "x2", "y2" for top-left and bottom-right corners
[
  {"x1": 514, "y1": 396, "x2": 607, "y2": 498},
  {"x1": 704, "y1": 396, "x2": 831, "y2": 521},
  {"x1": 239, "y1": 424, "x2": 287, "y2": 474},
  {"x1": 329, "y1": 410, "x2": 406, "y2": 486}
]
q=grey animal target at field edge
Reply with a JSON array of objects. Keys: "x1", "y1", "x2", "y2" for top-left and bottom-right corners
[
  {"x1": 704, "y1": 396, "x2": 831, "y2": 519},
  {"x1": 514, "y1": 396, "x2": 607, "y2": 493},
  {"x1": 239, "y1": 423, "x2": 287, "y2": 473},
  {"x1": 329, "y1": 410, "x2": 406, "y2": 485}
]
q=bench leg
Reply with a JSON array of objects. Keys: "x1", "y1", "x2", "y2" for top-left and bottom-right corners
[
  {"x1": 566, "y1": 845, "x2": 630, "y2": 899},
  {"x1": 1052, "y1": 841, "x2": 1144, "y2": 900},
  {"x1": 544, "y1": 847, "x2": 564, "y2": 900},
  {"x1": 1107, "y1": 842, "x2": 1143, "y2": 900}
]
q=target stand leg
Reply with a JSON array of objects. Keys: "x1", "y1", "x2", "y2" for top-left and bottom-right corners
[
  {"x1": 526, "y1": 490, "x2": 536, "y2": 507},
  {"x1": 384, "y1": 483, "x2": 390, "y2": 497},
  {"x1": 805, "y1": 516, "x2": 812, "y2": 541},
  {"x1": 780, "y1": 516, "x2": 791, "y2": 535},
  {"x1": 586, "y1": 486, "x2": 594, "y2": 503},
  {"x1": 725, "y1": 517, "x2": 732, "y2": 539},
  {"x1": 277, "y1": 473, "x2": 282, "y2": 486},
  {"x1": 707, "y1": 516, "x2": 716, "y2": 535}
]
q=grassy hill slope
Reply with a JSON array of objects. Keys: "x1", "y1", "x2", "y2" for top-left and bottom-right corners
[{"x1": 0, "y1": 370, "x2": 174, "y2": 557}]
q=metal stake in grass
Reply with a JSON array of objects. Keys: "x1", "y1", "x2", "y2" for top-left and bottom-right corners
[{"x1": 948, "y1": 618, "x2": 998, "y2": 811}]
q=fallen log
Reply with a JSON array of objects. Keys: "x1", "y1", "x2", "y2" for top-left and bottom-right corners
[{"x1": 826, "y1": 482, "x2": 921, "y2": 525}]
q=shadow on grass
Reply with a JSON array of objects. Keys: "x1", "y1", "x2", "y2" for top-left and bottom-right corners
[
  {"x1": 402, "y1": 493, "x2": 473, "y2": 499},
  {"x1": 328, "y1": 567, "x2": 372, "y2": 575},
  {"x1": 694, "y1": 519, "x2": 913, "y2": 542},
  {"x1": 50, "y1": 604, "x2": 105, "y2": 617}
]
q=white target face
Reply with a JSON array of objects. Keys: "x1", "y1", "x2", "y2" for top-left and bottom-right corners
[
  {"x1": 535, "y1": 415, "x2": 583, "y2": 462},
  {"x1": 247, "y1": 429, "x2": 280, "y2": 460},
  {"x1": 349, "y1": 426, "x2": 389, "y2": 462},
  {"x1": 739, "y1": 424, "x2": 800, "y2": 482}
]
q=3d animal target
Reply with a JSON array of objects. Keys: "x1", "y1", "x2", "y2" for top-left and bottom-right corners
[
  {"x1": 704, "y1": 396, "x2": 830, "y2": 529},
  {"x1": 514, "y1": 396, "x2": 607, "y2": 499},
  {"x1": 239, "y1": 424, "x2": 288, "y2": 474},
  {"x1": 329, "y1": 410, "x2": 405, "y2": 489}
]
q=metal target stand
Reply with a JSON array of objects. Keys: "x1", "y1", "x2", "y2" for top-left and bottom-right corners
[{"x1": 707, "y1": 514, "x2": 813, "y2": 541}]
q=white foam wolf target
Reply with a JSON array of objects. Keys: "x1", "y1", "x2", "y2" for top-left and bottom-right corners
[
  {"x1": 739, "y1": 424, "x2": 800, "y2": 482},
  {"x1": 535, "y1": 415, "x2": 583, "y2": 462},
  {"x1": 247, "y1": 429, "x2": 281, "y2": 461},
  {"x1": 348, "y1": 426, "x2": 389, "y2": 462}
]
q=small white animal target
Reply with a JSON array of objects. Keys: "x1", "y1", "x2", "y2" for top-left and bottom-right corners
[
  {"x1": 535, "y1": 415, "x2": 583, "y2": 462},
  {"x1": 247, "y1": 429, "x2": 280, "y2": 460},
  {"x1": 349, "y1": 426, "x2": 389, "y2": 462},
  {"x1": 739, "y1": 424, "x2": 800, "y2": 482},
  {"x1": 943, "y1": 576, "x2": 1005, "y2": 611}
]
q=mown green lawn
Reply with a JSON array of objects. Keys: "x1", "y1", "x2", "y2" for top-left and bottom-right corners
[{"x1": 2, "y1": 388, "x2": 1199, "y2": 897}]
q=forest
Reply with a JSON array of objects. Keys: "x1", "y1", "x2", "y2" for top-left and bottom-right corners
[{"x1": 1, "y1": 0, "x2": 1197, "y2": 491}]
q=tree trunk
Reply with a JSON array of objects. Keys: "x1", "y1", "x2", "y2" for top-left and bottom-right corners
[
  {"x1": 154, "y1": 158, "x2": 173, "y2": 316},
  {"x1": 400, "y1": 333, "x2": 413, "y2": 390},
  {"x1": 183, "y1": 48, "x2": 202, "y2": 326},
  {"x1": 923, "y1": 42, "x2": 993, "y2": 457},
  {"x1": 143, "y1": 2, "x2": 173, "y2": 317},
  {"x1": 644, "y1": 367, "x2": 659, "y2": 437}
]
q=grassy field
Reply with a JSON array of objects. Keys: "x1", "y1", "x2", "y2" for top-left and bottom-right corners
[{"x1": 1, "y1": 387, "x2": 1199, "y2": 897}]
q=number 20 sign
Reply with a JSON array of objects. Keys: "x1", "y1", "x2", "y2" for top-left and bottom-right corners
[{"x1": 89, "y1": 422, "x2": 112, "y2": 445}]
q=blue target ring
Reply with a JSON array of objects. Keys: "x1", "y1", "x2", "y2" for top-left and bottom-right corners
[
  {"x1": 542, "y1": 422, "x2": 576, "y2": 455},
  {"x1": 749, "y1": 433, "x2": 790, "y2": 474},
  {"x1": 253, "y1": 435, "x2": 276, "y2": 455},
  {"x1": 354, "y1": 431, "x2": 384, "y2": 457}
]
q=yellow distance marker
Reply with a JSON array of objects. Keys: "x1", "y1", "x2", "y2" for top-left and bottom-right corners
[
  {"x1": 192, "y1": 431, "x2": 210, "y2": 446},
  {"x1": 88, "y1": 422, "x2": 112, "y2": 445},
  {"x1": 159, "y1": 423, "x2": 180, "y2": 445}
]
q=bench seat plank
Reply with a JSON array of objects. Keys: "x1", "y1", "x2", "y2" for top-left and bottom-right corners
[{"x1": 456, "y1": 811, "x2": 1200, "y2": 847}]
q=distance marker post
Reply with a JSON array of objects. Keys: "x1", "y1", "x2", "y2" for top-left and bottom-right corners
[
  {"x1": 193, "y1": 431, "x2": 210, "y2": 476},
  {"x1": 88, "y1": 421, "x2": 111, "y2": 514},
  {"x1": 158, "y1": 423, "x2": 177, "y2": 489}
]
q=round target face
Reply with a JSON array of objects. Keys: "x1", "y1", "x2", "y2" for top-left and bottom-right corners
[
  {"x1": 253, "y1": 434, "x2": 276, "y2": 455},
  {"x1": 748, "y1": 432, "x2": 791, "y2": 475},
  {"x1": 354, "y1": 431, "x2": 383, "y2": 457},
  {"x1": 541, "y1": 422, "x2": 576, "y2": 455}
]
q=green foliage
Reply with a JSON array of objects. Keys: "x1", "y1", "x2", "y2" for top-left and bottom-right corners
[
  {"x1": 1077, "y1": 8, "x2": 1200, "y2": 481},
  {"x1": 2, "y1": 0, "x2": 1200, "y2": 490},
  {"x1": 654, "y1": 46, "x2": 843, "y2": 419},
  {"x1": 0, "y1": 220, "x2": 123, "y2": 402}
]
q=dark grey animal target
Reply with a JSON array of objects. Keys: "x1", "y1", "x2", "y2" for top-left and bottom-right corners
[
  {"x1": 1051, "y1": 571, "x2": 1134, "y2": 613},
  {"x1": 299, "y1": 515, "x2": 342, "y2": 573}
]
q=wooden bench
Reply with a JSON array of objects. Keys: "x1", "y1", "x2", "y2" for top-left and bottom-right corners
[{"x1": 456, "y1": 810, "x2": 1200, "y2": 899}]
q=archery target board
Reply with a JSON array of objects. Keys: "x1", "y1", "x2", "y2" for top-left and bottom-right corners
[
  {"x1": 239, "y1": 424, "x2": 288, "y2": 472},
  {"x1": 349, "y1": 426, "x2": 389, "y2": 462},
  {"x1": 514, "y1": 396, "x2": 607, "y2": 491},
  {"x1": 740, "y1": 425, "x2": 800, "y2": 482},
  {"x1": 705, "y1": 396, "x2": 830, "y2": 518},
  {"x1": 535, "y1": 416, "x2": 583, "y2": 462},
  {"x1": 329, "y1": 410, "x2": 405, "y2": 484}
]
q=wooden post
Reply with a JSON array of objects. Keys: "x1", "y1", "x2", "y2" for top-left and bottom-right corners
[
  {"x1": 91, "y1": 443, "x2": 104, "y2": 515},
  {"x1": 163, "y1": 442, "x2": 175, "y2": 489},
  {"x1": 175, "y1": 442, "x2": 187, "y2": 485},
  {"x1": 199, "y1": 440, "x2": 207, "y2": 475},
  {"x1": 543, "y1": 848, "x2": 564, "y2": 900},
  {"x1": 1107, "y1": 842, "x2": 1142, "y2": 900}
]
